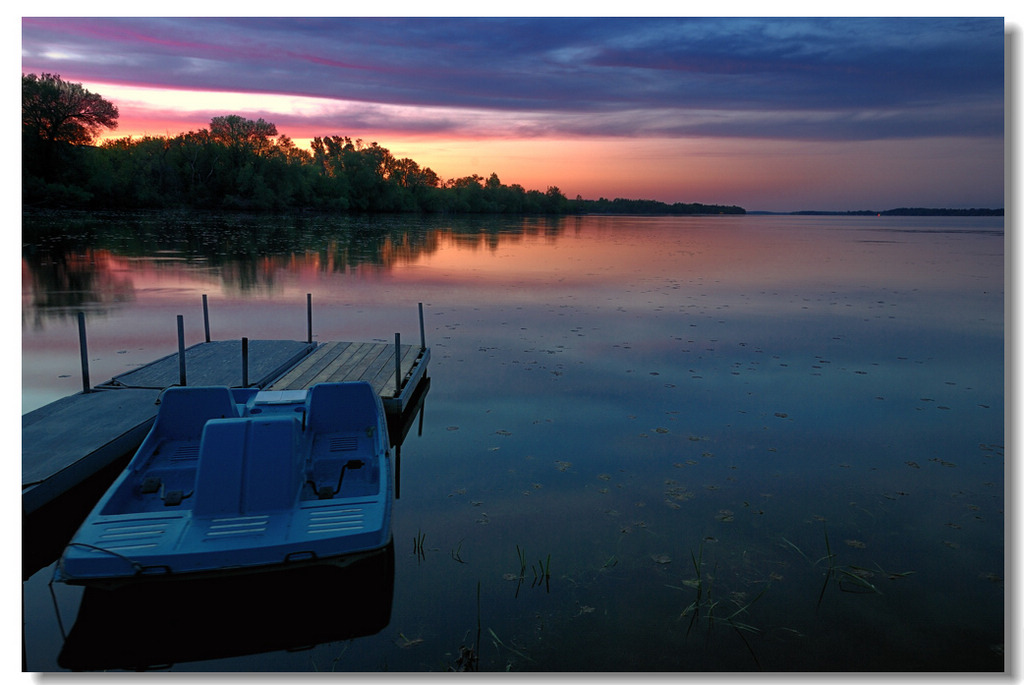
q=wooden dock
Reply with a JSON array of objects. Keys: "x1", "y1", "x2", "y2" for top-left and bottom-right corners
[
  {"x1": 23, "y1": 339, "x2": 317, "y2": 515},
  {"x1": 267, "y1": 340, "x2": 430, "y2": 414},
  {"x1": 97, "y1": 339, "x2": 315, "y2": 390},
  {"x1": 23, "y1": 388, "x2": 164, "y2": 517},
  {"x1": 24, "y1": 335, "x2": 430, "y2": 516}
]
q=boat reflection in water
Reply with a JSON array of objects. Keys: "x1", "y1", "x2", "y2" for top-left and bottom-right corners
[{"x1": 57, "y1": 541, "x2": 394, "y2": 671}]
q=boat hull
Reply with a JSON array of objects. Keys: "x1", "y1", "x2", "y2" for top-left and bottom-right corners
[{"x1": 56, "y1": 382, "x2": 393, "y2": 587}]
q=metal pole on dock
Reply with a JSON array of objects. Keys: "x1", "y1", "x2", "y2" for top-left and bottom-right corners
[
  {"x1": 394, "y1": 332, "x2": 402, "y2": 397},
  {"x1": 242, "y1": 337, "x2": 249, "y2": 387},
  {"x1": 177, "y1": 315, "x2": 187, "y2": 386},
  {"x1": 77, "y1": 311, "x2": 91, "y2": 394},
  {"x1": 202, "y1": 294, "x2": 211, "y2": 343},
  {"x1": 307, "y1": 293, "x2": 313, "y2": 344},
  {"x1": 418, "y1": 302, "x2": 426, "y2": 351}
]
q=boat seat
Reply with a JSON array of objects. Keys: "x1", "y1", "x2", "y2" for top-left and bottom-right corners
[
  {"x1": 193, "y1": 415, "x2": 303, "y2": 516},
  {"x1": 305, "y1": 382, "x2": 379, "y2": 436},
  {"x1": 154, "y1": 386, "x2": 239, "y2": 441},
  {"x1": 127, "y1": 386, "x2": 239, "y2": 478}
]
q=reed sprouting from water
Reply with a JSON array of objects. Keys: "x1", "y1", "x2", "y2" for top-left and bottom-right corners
[
  {"x1": 449, "y1": 581, "x2": 482, "y2": 671},
  {"x1": 669, "y1": 539, "x2": 768, "y2": 669},
  {"x1": 512, "y1": 545, "x2": 551, "y2": 596},
  {"x1": 782, "y1": 522, "x2": 883, "y2": 608},
  {"x1": 532, "y1": 554, "x2": 551, "y2": 589},
  {"x1": 451, "y1": 539, "x2": 466, "y2": 564},
  {"x1": 413, "y1": 529, "x2": 426, "y2": 562}
]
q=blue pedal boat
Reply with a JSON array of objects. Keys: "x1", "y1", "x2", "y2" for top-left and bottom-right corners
[{"x1": 55, "y1": 381, "x2": 393, "y2": 586}]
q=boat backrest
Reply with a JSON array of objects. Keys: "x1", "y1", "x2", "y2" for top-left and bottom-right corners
[
  {"x1": 305, "y1": 382, "x2": 380, "y2": 435},
  {"x1": 193, "y1": 415, "x2": 302, "y2": 516},
  {"x1": 154, "y1": 386, "x2": 238, "y2": 441}
]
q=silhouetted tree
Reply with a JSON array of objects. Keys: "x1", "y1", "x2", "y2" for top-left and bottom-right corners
[
  {"x1": 23, "y1": 73, "x2": 118, "y2": 183},
  {"x1": 209, "y1": 115, "x2": 278, "y2": 154}
]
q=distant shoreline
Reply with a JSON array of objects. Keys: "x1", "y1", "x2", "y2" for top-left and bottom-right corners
[
  {"x1": 746, "y1": 208, "x2": 1003, "y2": 217},
  {"x1": 575, "y1": 199, "x2": 1003, "y2": 217}
]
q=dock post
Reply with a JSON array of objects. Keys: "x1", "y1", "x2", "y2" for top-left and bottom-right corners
[
  {"x1": 242, "y1": 337, "x2": 249, "y2": 387},
  {"x1": 202, "y1": 294, "x2": 211, "y2": 343},
  {"x1": 394, "y1": 333, "x2": 402, "y2": 397},
  {"x1": 77, "y1": 311, "x2": 91, "y2": 394},
  {"x1": 418, "y1": 302, "x2": 425, "y2": 351},
  {"x1": 307, "y1": 293, "x2": 313, "y2": 344},
  {"x1": 177, "y1": 315, "x2": 187, "y2": 386}
]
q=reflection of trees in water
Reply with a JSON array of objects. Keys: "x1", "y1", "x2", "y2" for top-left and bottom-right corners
[
  {"x1": 22, "y1": 210, "x2": 571, "y2": 317},
  {"x1": 22, "y1": 246, "x2": 137, "y2": 330}
]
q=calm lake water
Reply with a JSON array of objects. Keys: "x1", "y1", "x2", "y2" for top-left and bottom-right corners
[{"x1": 21, "y1": 211, "x2": 1004, "y2": 672}]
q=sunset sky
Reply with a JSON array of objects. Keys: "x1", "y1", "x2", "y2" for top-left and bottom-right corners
[{"x1": 20, "y1": 15, "x2": 1008, "y2": 212}]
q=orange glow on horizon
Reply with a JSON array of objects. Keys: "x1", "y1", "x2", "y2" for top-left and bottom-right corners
[
  {"x1": 79, "y1": 80, "x2": 751, "y2": 204},
  {"x1": 83, "y1": 78, "x2": 1005, "y2": 211}
]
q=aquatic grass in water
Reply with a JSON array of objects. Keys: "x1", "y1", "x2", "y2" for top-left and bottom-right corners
[
  {"x1": 508, "y1": 545, "x2": 551, "y2": 596},
  {"x1": 413, "y1": 529, "x2": 427, "y2": 562},
  {"x1": 782, "y1": 524, "x2": 905, "y2": 608},
  {"x1": 670, "y1": 539, "x2": 769, "y2": 669},
  {"x1": 533, "y1": 554, "x2": 552, "y2": 591},
  {"x1": 450, "y1": 539, "x2": 467, "y2": 564}
]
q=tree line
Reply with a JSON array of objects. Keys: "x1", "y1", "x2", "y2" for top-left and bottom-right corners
[
  {"x1": 23, "y1": 73, "x2": 743, "y2": 216},
  {"x1": 577, "y1": 197, "x2": 744, "y2": 215}
]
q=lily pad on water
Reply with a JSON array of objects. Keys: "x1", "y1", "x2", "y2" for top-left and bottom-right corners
[{"x1": 651, "y1": 554, "x2": 672, "y2": 564}]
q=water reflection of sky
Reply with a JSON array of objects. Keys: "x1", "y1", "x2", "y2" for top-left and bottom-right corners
[{"x1": 21, "y1": 213, "x2": 1003, "y2": 671}]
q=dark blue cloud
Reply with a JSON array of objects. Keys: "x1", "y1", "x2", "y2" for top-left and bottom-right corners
[{"x1": 21, "y1": 17, "x2": 1004, "y2": 141}]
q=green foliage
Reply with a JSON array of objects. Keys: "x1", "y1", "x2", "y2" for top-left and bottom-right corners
[
  {"x1": 21, "y1": 74, "x2": 744, "y2": 215},
  {"x1": 24, "y1": 120, "x2": 578, "y2": 214},
  {"x1": 22, "y1": 73, "x2": 119, "y2": 146},
  {"x1": 23, "y1": 73, "x2": 119, "y2": 184},
  {"x1": 579, "y1": 197, "x2": 746, "y2": 215}
]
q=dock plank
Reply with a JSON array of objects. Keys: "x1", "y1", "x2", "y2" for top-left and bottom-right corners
[
  {"x1": 271, "y1": 342, "x2": 350, "y2": 390},
  {"x1": 270, "y1": 342, "x2": 362, "y2": 390},
  {"x1": 267, "y1": 342, "x2": 421, "y2": 396},
  {"x1": 367, "y1": 345, "x2": 418, "y2": 396},
  {"x1": 23, "y1": 388, "x2": 163, "y2": 513},
  {"x1": 316, "y1": 342, "x2": 369, "y2": 383},
  {"x1": 299, "y1": 339, "x2": 376, "y2": 384},
  {"x1": 331, "y1": 342, "x2": 379, "y2": 377},
  {"x1": 342, "y1": 344, "x2": 391, "y2": 384},
  {"x1": 105, "y1": 340, "x2": 315, "y2": 389},
  {"x1": 357, "y1": 345, "x2": 399, "y2": 384},
  {"x1": 315, "y1": 342, "x2": 377, "y2": 385}
]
